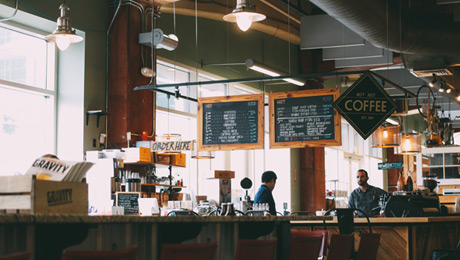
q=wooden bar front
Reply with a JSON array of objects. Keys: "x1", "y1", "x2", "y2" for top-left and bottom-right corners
[{"x1": 292, "y1": 216, "x2": 460, "y2": 260}]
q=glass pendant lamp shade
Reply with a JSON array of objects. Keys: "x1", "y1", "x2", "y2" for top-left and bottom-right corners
[
  {"x1": 223, "y1": 0, "x2": 266, "y2": 32},
  {"x1": 191, "y1": 141, "x2": 215, "y2": 159},
  {"x1": 371, "y1": 125, "x2": 401, "y2": 148},
  {"x1": 45, "y1": 4, "x2": 83, "y2": 51},
  {"x1": 398, "y1": 132, "x2": 422, "y2": 154}
]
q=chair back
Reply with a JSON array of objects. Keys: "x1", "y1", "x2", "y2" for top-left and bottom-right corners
[
  {"x1": 0, "y1": 252, "x2": 30, "y2": 260},
  {"x1": 160, "y1": 242, "x2": 217, "y2": 260},
  {"x1": 290, "y1": 231, "x2": 323, "y2": 260},
  {"x1": 327, "y1": 234, "x2": 354, "y2": 260},
  {"x1": 235, "y1": 238, "x2": 278, "y2": 260},
  {"x1": 355, "y1": 233, "x2": 381, "y2": 260},
  {"x1": 61, "y1": 246, "x2": 138, "y2": 260}
]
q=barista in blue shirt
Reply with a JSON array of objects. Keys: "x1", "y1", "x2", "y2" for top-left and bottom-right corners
[{"x1": 254, "y1": 171, "x2": 277, "y2": 215}]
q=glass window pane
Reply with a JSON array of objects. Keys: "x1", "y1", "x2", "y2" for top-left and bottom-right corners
[
  {"x1": 0, "y1": 26, "x2": 47, "y2": 89},
  {"x1": 0, "y1": 86, "x2": 54, "y2": 176}
]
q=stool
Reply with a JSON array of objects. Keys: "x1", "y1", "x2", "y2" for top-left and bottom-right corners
[
  {"x1": 61, "y1": 246, "x2": 138, "y2": 260},
  {"x1": 355, "y1": 233, "x2": 381, "y2": 260},
  {"x1": 235, "y1": 238, "x2": 278, "y2": 260},
  {"x1": 160, "y1": 242, "x2": 217, "y2": 260},
  {"x1": 0, "y1": 252, "x2": 30, "y2": 260},
  {"x1": 290, "y1": 231, "x2": 324, "y2": 260},
  {"x1": 327, "y1": 234, "x2": 354, "y2": 260}
]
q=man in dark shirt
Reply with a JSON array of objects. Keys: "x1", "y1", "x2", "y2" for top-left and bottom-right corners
[
  {"x1": 254, "y1": 171, "x2": 277, "y2": 215},
  {"x1": 348, "y1": 169, "x2": 387, "y2": 217}
]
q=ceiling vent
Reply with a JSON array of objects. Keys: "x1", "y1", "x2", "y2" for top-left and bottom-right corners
[{"x1": 410, "y1": 68, "x2": 453, "y2": 78}]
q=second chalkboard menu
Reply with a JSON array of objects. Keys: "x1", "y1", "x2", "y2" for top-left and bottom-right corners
[
  {"x1": 269, "y1": 89, "x2": 341, "y2": 148},
  {"x1": 198, "y1": 94, "x2": 264, "y2": 151}
]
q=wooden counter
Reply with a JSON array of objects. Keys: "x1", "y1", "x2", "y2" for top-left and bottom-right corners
[
  {"x1": 292, "y1": 216, "x2": 460, "y2": 260},
  {"x1": 0, "y1": 214, "x2": 330, "y2": 260}
]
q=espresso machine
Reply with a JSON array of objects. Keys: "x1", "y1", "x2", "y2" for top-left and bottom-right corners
[{"x1": 240, "y1": 177, "x2": 253, "y2": 213}]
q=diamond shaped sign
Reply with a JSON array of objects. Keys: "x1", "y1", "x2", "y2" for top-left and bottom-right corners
[{"x1": 333, "y1": 72, "x2": 397, "y2": 140}]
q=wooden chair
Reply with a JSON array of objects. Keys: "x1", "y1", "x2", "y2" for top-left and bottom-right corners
[
  {"x1": 0, "y1": 252, "x2": 30, "y2": 260},
  {"x1": 355, "y1": 233, "x2": 381, "y2": 260},
  {"x1": 160, "y1": 242, "x2": 217, "y2": 260},
  {"x1": 327, "y1": 234, "x2": 354, "y2": 260},
  {"x1": 290, "y1": 231, "x2": 324, "y2": 260},
  {"x1": 61, "y1": 246, "x2": 138, "y2": 260},
  {"x1": 235, "y1": 238, "x2": 278, "y2": 260}
]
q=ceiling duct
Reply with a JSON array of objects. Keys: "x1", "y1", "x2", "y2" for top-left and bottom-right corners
[{"x1": 308, "y1": 0, "x2": 460, "y2": 61}]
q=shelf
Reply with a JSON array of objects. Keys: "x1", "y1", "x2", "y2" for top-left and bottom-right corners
[
  {"x1": 141, "y1": 183, "x2": 186, "y2": 188},
  {"x1": 123, "y1": 162, "x2": 185, "y2": 168}
]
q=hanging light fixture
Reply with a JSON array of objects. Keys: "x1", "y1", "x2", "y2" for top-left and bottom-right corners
[
  {"x1": 245, "y1": 59, "x2": 305, "y2": 86},
  {"x1": 45, "y1": 3, "x2": 83, "y2": 51},
  {"x1": 223, "y1": 0, "x2": 266, "y2": 32},
  {"x1": 398, "y1": 132, "x2": 421, "y2": 154},
  {"x1": 371, "y1": 125, "x2": 401, "y2": 148}
]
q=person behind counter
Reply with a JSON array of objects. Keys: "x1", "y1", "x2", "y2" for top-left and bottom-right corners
[
  {"x1": 254, "y1": 171, "x2": 277, "y2": 215},
  {"x1": 348, "y1": 169, "x2": 387, "y2": 217}
]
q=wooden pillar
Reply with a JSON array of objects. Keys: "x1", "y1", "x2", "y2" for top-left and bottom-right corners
[
  {"x1": 297, "y1": 49, "x2": 331, "y2": 212},
  {"x1": 107, "y1": 3, "x2": 155, "y2": 149},
  {"x1": 299, "y1": 147, "x2": 326, "y2": 212}
]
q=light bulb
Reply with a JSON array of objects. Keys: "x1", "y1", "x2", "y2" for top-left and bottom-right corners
[
  {"x1": 457, "y1": 95, "x2": 460, "y2": 101},
  {"x1": 404, "y1": 137, "x2": 411, "y2": 150},
  {"x1": 383, "y1": 129, "x2": 388, "y2": 138},
  {"x1": 446, "y1": 88, "x2": 452, "y2": 94},
  {"x1": 235, "y1": 13, "x2": 253, "y2": 31},
  {"x1": 55, "y1": 35, "x2": 71, "y2": 51}
]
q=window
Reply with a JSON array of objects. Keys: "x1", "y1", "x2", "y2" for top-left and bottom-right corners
[
  {"x1": 0, "y1": 24, "x2": 56, "y2": 176},
  {"x1": 155, "y1": 59, "x2": 291, "y2": 213},
  {"x1": 417, "y1": 147, "x2": 460, "y2": 185}
]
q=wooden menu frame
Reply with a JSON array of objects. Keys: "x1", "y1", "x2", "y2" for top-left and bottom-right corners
[
  {"x1": 198, "y1": 94, "x2": 264, "y2": 151},
  {"x1": 269, "y1": 89, "x2": 341, "y2": 149}
]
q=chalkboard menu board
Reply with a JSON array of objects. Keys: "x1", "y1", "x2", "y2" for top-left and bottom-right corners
[
  {"x1": 198, "y1": 94, "x2": 264, "y2": 151},
  {"x1": 116, "y1": 192, "x2": 140, "y2": 215},
  {"x1": 269, "y1": 89, "x2": 341, "y2": 148}
]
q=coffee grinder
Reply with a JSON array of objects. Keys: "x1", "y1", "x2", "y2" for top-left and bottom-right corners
[{"x1": 240, "y1": 177, "x2": 253, "y2": 213}]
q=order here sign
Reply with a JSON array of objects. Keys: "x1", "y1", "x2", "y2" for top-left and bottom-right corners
[{"x1": 333, "y1": 72, "x2": 397, "y2": 140}]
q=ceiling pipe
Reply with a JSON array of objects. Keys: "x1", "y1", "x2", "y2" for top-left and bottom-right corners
[{"x1": 308, "y1": 0, "x2": 460, "y2": 59}]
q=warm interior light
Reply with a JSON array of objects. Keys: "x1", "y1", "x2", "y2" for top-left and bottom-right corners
[
  {"x1": 223, "y1": 0, "x2": 266, "y2": 32},
  {"x1": 45, "y1": 4, "x2": 83, "y2": 51},
  {"x1": 235, "y1": 12, "x2": 253, "y2": 32},
  {"x1": 404, "y1": 137, "x2": 411, "y2": 150},
  {"x1": 457, "y1": 95, "x2": 460, "y2": 101},
  {"x1": 55, "y1": 35, "x2": 71, "y2": 51},
  {"x1": 371, "y1": 125, "x2": 400, "y2": 148},
  {"x1": 446, "y1": 88, "x2": 452, "y2": 94}
]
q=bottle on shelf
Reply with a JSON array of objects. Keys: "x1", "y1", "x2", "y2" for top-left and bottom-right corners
[
  {"x1": 406, "y1": 171, "x2": 413, "y2": 191},
  {"x1": 397, "y1": 172, "x2": 405, "y2": 191}
]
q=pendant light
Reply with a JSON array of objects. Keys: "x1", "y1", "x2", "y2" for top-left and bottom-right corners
[
  {"x1": 223, "y1": 0, "x2": 266, "y2": 32},
  {"x1": 398, "y1": 132, "x2": 421, "y2": 154},
  {"x1": 45, "y1": 3, "x2": 83, "y2": 51},
  {"x1": 371, "y1": 124, "x2": 401, "y2": 148}
]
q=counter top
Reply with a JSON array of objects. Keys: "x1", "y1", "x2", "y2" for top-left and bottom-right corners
[
  {"x1": 292, "y1": 216, "x2": 460, "y2": 224},
  {"x1": 0, "y1": 214, "x2": 332, "y2": 224}
]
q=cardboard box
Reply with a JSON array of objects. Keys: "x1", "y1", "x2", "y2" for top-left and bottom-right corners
[
  {"x1": 214, "y1": 170, "x2": 235, "y2": 179},
  {"x1": 124, "y1": 147, "x2": 152, "y2": 163},
  {"x1": 0, "y1": 175, "x2": 88, "y2": 215}
]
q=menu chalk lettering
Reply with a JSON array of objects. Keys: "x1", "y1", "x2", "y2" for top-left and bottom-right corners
[
  {"x1": 116, "y1": 192, "x2": 140, "y2": 215},
  {"x1": 269, "y1": 89, "x2": 341, "y2": 148},
  {"x1": 198, "y1": 94, "x2": 264, "y2": 151}
]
